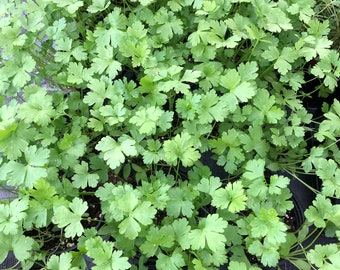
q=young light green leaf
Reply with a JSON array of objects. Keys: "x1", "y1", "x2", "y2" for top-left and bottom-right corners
[
  {"x1": 242, "y1": 159, "x2": 265, "y2": 181},
  {"x1": 118, "y1": 201, "x2": 156, "y2": 240},
  {"x1": 51, "y1": 0, "x2": 84, "y2": 14},
  {"x1": 129, "y1": 106, "x2": 163, "y2": 135},
  {"x1": 92, "y1": 46, "x2": 122, "y2": 78},
  {"x1": 86, "y1": 236, "x2": 131, "y2": 270},
  {"x1": 212, "y1": 181, "x2": 247, "y2": 213},
  {"x1": 195, "y1": 176, "x2": 222, "y2": 196},
  {"x1": 0, "y1": 198, "x2": 28, "y2": 235},
  {"x1": 47, "y1": 253, "x2": 79, "y2": 270},
  {"x1": 306, "y1": 244, "x2": 340, "y2": 269},
  {"x1": 163, "y1": 132, "x2": 200, "y2": 167},
  {"x1": 87, "y1": 0, "x2": 110, "y2": 13},
  {"x1": 198, "y1": 90, "x2": 228, "y2": 123},
  {"x1": 67, "y1": 62, "x2": 94, "y2": 85},
  {"x1": 140, "y1": 225, "x2": 175, "y2": 257},
  {"x1": 156, "y1": 249, "x2": 186, "y2": 270},
  {"x1": 305, "y1": 194, "x2": 335, "y2": 228},
  {"x1": 18, "y1": 89, "x2": 54, "y2": 126},
  {"x1": 189, "y1": 214, "x2": 228, "y2": 252},
  {"x1": 172, "y1": 218, "x2": 192, "y2": 250},
  {"x1": 95, "y1": 135, "x2": 137, "y2": 170},
  {"x1": 2, "y1": 146, "x2": 50, "y2": 188},
  {"x1": 167, "y1": 187, "x2": 196, "y2": 218},
  {"x1": 72, "y1": 161, "x2": 99, "y2": 188},
  {"x1": 268, "y1": 175, "x2": 290, "y2": 195},
  {"x1": 248, "y1": 240, "x2": 280, "y2": 267},
  {"x1": 250, "y1": 208, "x2": 287, "y2": 245},
  {"x1": 52, "y1": 197, "x2": 88, "y2": 238}
]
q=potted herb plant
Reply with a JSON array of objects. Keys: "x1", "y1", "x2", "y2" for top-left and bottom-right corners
[{"x1": 1, "y1": 0, "x2": 339, "y2": 269}]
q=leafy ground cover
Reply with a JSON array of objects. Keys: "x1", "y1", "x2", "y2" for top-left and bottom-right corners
[{"x1": 0, "y1": 0, "x2": 340, "y2": 269}]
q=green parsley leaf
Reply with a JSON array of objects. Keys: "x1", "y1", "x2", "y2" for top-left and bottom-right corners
[
  {"x1": 87, "y1": 0, "x2": 110, "y2": 13},
  {"x1": 140, "y1": 225, "x2": 175, "y2": 257},
  {"x1": 315, "y1": 158, "x2": 340, "y2": 198},
  {"x1": 50, "y1": 0, "x2": 84, "y2": 14},
  {"x1": 91, "y1": 46, "x2": 122, "y2": 78},
  {"x1": 72, "y1": 161, "x2": 99, "y2": 188},
  {"x1": 268, "y1": 175, "x2": 290, "y2": 195},
  {"x1": 248, "y1": 239, "x2": 280, "y2": 267},
  {"x1": 250, "y1": 208, "x2": 287, "y2": 245},
  {"x1": 156, "y1": 249, "x2": 186, "y2": 270},
  {"x1": 163, "y1": 132, "x2": 201, "y2": 167},
  {"x1": 18, "y1": 88, "x2": 54, "y2": 126},
  {"x1": 85, "y1": 236, "x2": 131, "y2": 270},
  {"x1": 212, "y1": 181, "x2": 247, "y2": 213},
  {"x1": 95, "y1": 135, "x2": 138, "y2": 170},
  {"x1": 242, "y1": 159, "x2": 265, "y2": 181},
  {"x1": 0, "y1": 198, "x2": 28, "y2": 235},
  {"x1": 3, "y1": 145, "x2": 50, "y2": 188},
  {"x1": 67, "y1": 62, "x2": 94, "y2": 85},
  {"x1": 195, "y1": 176, "x2": 222, "y2": 196},
  {"x1": 52, "y1": 197, "x2": 88, "y2": 238},
  {"x1": 118, "y1": 201, "x2": 156, "y2": 240},
  {"x1": 0, "y1": 233, "x2": 34, "y2": 262},
  {"x1": 47, "y1": 253, "x2": 79, "y2": 270},
  {"x1": 130, "y1": 106, "x2": 163, "y2": 135},
  {"x1": 189, "y1": 214, "x2": 228, "y2": 252},
  {"x1": 198, "y1": 90, "x2": 227, "y2": 123},
  {"x1": 240, "y1": 125, "x2": 270, "y2": 158},
  {"x1": 167, "y1": 186, "x2": 196, "y2": 218},
  {"x1": 305, "y1": 194, "x2": 335, "y2": 228},
  {"x1": 307, "y1": 244, "x2": 340, "y2": 269},
  {"x1": 172, "y1": 218, "x2": 192, "y2": 250}
]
